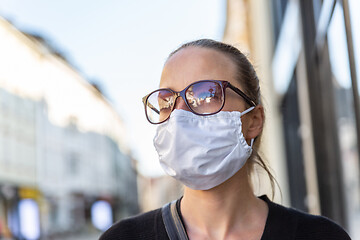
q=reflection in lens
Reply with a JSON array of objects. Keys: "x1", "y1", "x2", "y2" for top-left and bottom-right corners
[
  {"x1": 186, "y1": 87, "x2": 198, "y2": 107},
  {"x1": 146, "y1": 90, "x2": 174, "y2": 123},
  {"x1": 186, "y1": 81, "x2": 223, "y2": 114}
]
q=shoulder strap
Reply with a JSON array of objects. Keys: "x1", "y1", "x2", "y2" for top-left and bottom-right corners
[{"x1": 162, "y1": 199, "x2": 189, "y2": 240}]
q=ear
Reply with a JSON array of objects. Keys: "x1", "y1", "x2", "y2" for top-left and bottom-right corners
[{"x1": 244, "y1": 105, "x2": 264, "y2": 140}]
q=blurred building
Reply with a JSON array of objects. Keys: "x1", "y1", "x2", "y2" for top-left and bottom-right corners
[
  {"x1": 225, "y1": 0, "x2": 360, "y2": 238},
  {"x1": 137, "y1": 174, "x2": 182, "y2": 213},
  {"x1": 0, "y1": 17, "x2": 138, "y2": 239},
  {"x1": 224, "y1": 0, "x2": 289, "y2": 206}
]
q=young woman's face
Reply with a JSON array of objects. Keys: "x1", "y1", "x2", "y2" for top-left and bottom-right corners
[
  {"x1": 160, "y1": 46, "x2": 255, "y2": 140},
  {"x1": 160, "y1": 46, "x2": 248, "y2": 115}
]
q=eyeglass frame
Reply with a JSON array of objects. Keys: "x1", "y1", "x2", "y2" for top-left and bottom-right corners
[{"x1": 142, "y1": 80, "x2": 257, "y2": 124}]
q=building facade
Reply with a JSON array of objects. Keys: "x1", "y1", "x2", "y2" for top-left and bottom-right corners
[
  {"x1": 225, "y1": 0, "x2": 360, "y2": 238},
  {"x1": 0, "y1": 17, "x2": 138, "y2": 239}
]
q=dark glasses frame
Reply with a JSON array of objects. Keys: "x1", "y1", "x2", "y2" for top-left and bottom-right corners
[{"x1": 142, "y1": 80, "x2": 256, "y2": 124}]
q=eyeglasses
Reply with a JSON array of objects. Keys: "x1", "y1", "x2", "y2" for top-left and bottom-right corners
[{"x1": 142, "y1": 80, "x2": 256, "y2": 124}]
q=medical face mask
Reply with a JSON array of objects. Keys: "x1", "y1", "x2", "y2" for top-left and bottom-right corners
[{"x1": 153, "y1": 107, "x2": 254, "y2": 190}]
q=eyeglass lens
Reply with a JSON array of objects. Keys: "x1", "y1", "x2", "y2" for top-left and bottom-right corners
[
  {"x1": 145, "y1": 81, "x2": 224, "y2": 124},
  {"x1": 186, "y1": 81, "x2": 223, "y2": 114}
]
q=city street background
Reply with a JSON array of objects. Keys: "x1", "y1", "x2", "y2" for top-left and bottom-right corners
[{"x1": 0, "y1": 0, "x2": 360, "y2": 239}]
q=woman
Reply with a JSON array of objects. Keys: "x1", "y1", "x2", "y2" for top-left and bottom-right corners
[{"x1": 100, "y1": 39, "x2": 351, "y2": 240}]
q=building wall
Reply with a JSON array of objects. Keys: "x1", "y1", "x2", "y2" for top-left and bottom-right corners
[
  {"x1": 138, "y1": 174, "x2": 182, "y2": 213},
  {"x1": 223, "y1": 0, "x2": 290, "y2": 205},
  {"x1": 0, "y1": 89, "x2": 37, "y2": 186}
]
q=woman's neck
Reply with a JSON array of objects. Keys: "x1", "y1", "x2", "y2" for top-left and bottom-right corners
[{"x1": 180, "y1": 167, "x2": 268, "y2": 240}]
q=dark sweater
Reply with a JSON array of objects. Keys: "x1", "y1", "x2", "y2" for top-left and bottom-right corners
[{"x1": 99, "y1": 196, "x2": 351, "y2": 240}]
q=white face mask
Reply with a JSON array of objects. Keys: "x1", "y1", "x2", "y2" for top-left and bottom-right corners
[{"x1": 153, "y1": 108, "x2": 254, "y2": 190}]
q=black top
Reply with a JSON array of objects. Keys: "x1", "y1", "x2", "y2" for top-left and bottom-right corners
[{"x1": 99, "y1": 196, "x2": 351, "y2": 240}]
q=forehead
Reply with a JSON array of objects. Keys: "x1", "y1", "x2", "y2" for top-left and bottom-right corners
[{"x1": 160, "y1": 47, "x2": 238, "y2": 90}]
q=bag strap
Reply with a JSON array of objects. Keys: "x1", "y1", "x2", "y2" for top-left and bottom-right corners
[{"x1": 162, "y1": 199, "x2": 189, "y2": 240}]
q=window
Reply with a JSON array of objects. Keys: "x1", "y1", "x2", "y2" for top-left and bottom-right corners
[{"x1": 328, "y1": 2, "x2": 360, "y2": 235}]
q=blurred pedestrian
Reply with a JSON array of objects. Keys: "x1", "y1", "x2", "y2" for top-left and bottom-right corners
[{"x1": 100, "y1": 39, "x2": 351, "y2": 240}]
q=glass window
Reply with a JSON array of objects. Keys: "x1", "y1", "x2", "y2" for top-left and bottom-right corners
[
  {"x1": 328, "y1": 3, "x2": 360, "y2": 237},
  {"x1": 312, "y1": 0, "x2": 323, "y2": 26},
  {"x1": 68, "y1": 152, "x2": 80, "y2": 176},
  {"x1": 349, "y1": 0, "x2": 360, "y2": 93},
  {"x1": 281, "y1": 73, "x2": 308, "y2": 211},
  {"x1": 271, "y1": 0, "x2": 289, "y2": 44}
]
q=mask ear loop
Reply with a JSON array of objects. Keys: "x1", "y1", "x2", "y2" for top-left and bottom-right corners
[
  {"x1": 240, "y1": 106, "x2": 256, "y2": 148},
  {"x1": 240, "y1": 106, "x2": 255, "y2": 117}
]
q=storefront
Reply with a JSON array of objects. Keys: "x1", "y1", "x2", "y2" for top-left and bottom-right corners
[{"x1": 0, "y1": 185, "x2": 42, "y2": 239}]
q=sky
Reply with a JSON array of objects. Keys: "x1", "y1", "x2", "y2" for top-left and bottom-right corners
[{"x1": 0, "y1": 0, "x2": 225, "y2": 176}]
